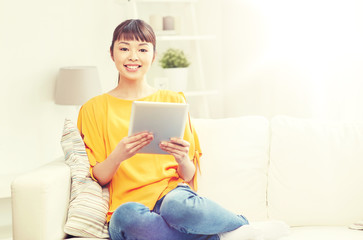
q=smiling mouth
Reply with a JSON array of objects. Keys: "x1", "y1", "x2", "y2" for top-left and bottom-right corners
[{"x1": 125, "y1": 65, "x2": 141, "y2": 70}]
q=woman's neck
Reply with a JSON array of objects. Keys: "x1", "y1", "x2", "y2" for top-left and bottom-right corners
[{"x1": 108, "y1": 78, "x2": 157, "y2": 100}]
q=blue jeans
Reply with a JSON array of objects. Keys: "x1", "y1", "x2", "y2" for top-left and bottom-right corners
[{"x1": 108, "y1": 185, "x2": 249, "y2": 240}]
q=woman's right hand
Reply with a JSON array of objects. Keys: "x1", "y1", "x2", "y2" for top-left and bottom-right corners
[
  {"x1": 93, "y1": 131, "x2": 153, "y2": 186},
  {"x1": 115, "y1": 131, "x2": 154, "y2": 162}
]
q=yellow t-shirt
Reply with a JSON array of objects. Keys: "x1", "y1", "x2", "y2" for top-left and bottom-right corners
[{"x1": 77, "y1": 90, "x2": 202, "y2": 222}]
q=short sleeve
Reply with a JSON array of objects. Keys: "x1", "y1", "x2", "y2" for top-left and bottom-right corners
[
  {"x1": 77, "y1": 102, "x2": 106, "y2": 180},
  {"x1": 190, "y1": 122, "x2": 202, "y2": 191},
  {"x1": 178, "y1": 92, "x2": 202, "y2": 191}
]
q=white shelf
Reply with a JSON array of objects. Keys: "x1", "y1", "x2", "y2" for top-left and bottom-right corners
[
  {"x1": 157, "y1": 34, "x2": 216, "y2": 41},
  {"x1": 184, "y1": 90, "x2": 219, "y2": 97},
  {"x1": 134, "y1": 0, "x2": 197, "y2": 3}
]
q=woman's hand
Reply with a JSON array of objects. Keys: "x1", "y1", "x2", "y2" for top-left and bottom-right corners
[
  {"x1": 159, "y1": 137, "x2": 190, "y2": 164},
  {"x1": 159, "y1": 138, "x2": 196, "y2": 182},
  {"x1": 115, "y1": 131, "x2": 154, "y2": 162},
  {"x1": 93, "y1": 131, "x2": 153, "y2": 186}
]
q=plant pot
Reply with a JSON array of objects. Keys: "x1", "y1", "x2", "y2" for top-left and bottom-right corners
[{"x1": 163, "y1": 67, "x2": 189, "y2": 92}]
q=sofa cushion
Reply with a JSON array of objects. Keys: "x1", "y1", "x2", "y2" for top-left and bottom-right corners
[
  {"x1": 11, "y1": 160, "x2": 71, "y2": 240},
  {"x1": 193, "y1": 116, "x2": 270, "y2": 221},
  {"x1": 268, "y1": 116, "x2": 363, "y2": 226},
  {"x1": 61, "y1": 119, "x2": 109, "y2": 238}
]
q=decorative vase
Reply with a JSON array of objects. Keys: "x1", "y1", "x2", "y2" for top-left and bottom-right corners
[{"x1": 163, "y1": 67, "x2": 189, "y2": 92}]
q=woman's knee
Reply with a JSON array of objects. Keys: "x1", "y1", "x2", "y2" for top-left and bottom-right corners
[
  {"x1": 110, "y1": 202, "x2": 149, "y2": 232},
  {"x1": 160, "y1": 187, "x2": 204, "y2": 222}
]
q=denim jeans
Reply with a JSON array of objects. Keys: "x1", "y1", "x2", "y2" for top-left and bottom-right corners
[{"x1": 108, "y1": 185, "x2": 249, "y2": 240}]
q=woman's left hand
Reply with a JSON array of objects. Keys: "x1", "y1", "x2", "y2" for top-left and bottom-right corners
[
  {"x1": 159, "y1": 137, "x2": 190, "y2": 164},
  {"x1": 160, "y1": 137, "x2": 196, "y2": 182}
]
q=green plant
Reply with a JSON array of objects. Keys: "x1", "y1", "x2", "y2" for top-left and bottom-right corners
[{"x1": 159, "y1": 48, "x2": 190, "y2": 68}]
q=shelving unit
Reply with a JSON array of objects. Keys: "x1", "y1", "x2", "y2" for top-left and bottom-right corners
[{"x1": 126, "y1": 0, "x2": 217, "y2": 117}]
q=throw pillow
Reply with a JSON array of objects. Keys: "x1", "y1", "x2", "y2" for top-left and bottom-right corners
[{"x1": 61, "y1": 118, "x2": 109, "y2": 238}]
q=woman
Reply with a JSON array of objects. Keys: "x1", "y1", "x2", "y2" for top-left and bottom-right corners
[{"x1": 78, "y1": 19, "x2": 287, "y2": 240}]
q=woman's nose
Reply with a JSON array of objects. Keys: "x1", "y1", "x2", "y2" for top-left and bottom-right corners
[{"x1": 129, "y1": 51, "x2": 138, "y2": 61}]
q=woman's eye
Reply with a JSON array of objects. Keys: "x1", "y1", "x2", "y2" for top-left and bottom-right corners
[
  {"x1": 120, "y1": 48, "x2": 128, "y2": 51},
  {"x1": 139, "y1": 49, "x2": 148, "y2": 53}
]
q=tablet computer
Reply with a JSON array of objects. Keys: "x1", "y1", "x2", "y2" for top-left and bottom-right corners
[{"x1": 128, "y1": 101, "x2": 189, "y2": 154}]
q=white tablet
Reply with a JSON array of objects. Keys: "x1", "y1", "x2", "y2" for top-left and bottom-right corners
[{"x1": 128, "y1": 101, "x2": 189, "y2": 154}]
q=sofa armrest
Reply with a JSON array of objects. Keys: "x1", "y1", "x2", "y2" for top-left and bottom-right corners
[{"x1": 11, "y1": 159, "x2": 70, "y2": 240}]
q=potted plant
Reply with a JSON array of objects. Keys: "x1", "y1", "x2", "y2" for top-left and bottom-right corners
[{"x1": 159, "y1": 48, "x2": 190, "y2": 91}]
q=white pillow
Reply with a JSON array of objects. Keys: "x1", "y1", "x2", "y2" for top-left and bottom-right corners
[
  {"x1": 268, "y1": 116, "x2": 363, "y2": 226},
  {"x1": 193, "y1": 116, "x2": 270, "y2": 221},
  {"x1": 61, "y1": 119, "x2": 109, "y2": 238}
]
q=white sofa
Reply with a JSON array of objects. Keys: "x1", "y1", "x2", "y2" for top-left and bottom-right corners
[{"x1": 11, "y1": 116, "x2": 363, "y2": 240}]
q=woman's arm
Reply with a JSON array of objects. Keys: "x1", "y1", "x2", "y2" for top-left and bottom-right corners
[
  {"x1": 93, "y1": 132, "x2": 153, "y2": 186},
  {"x1": 159, "y1": 138, "x2": 196, "y2": 182}
]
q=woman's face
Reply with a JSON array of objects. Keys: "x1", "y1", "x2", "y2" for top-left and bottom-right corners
[{"x1": 111, "y1": 38, "x2": 155, "y2": 82}]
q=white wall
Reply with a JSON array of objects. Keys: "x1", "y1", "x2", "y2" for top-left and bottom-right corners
[
  {"x1": 220, "y1": 0, "x2": 363, "y2": 121},
  {"x1": 0, "y1": 0, "x2": 128, "y2": 176},
  {"x1": 0, "y1": 0, "x2": 132, "y2": 232}
]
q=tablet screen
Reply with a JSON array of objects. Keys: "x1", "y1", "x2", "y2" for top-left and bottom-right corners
[{"x1": 128, "y1": 101, "x2": 189, "y2": 154}]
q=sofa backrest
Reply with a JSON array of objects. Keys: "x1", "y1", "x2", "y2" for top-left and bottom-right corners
[
  {"x1": 193, "y1": 116, "x2": 270, "y2": 222},
  {"x1": 193, "y1": 115, "x2": 363, "y2": 227},
  {"x1": 268, "y1": 116, "x2": 363, "y2": 226}
]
